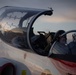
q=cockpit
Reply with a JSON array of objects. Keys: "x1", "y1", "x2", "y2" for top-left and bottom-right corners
[{"x1": 0, "y1": 6, "x2": 76, "y2": 61}]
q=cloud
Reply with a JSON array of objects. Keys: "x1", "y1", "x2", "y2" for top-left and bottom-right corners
[
  {"x1": 0, "y1": 0, "x2": 76, "y2": 23},
  {"x1": 39, "y1": 15, "x2": 76, "y2": 23},
  {"x1": 63, "y1": 9, "x2": 76, "y2": 21}
]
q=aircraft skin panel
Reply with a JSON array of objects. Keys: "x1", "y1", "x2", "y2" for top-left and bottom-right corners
[{"x1": 0, "y1": 39, "x2": 61, "y2": 75}]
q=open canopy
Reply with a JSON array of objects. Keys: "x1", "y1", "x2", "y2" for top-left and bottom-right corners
[
  {"x1": 0, "y1": 6, "x2": 76, "y2": 62},
  {"x1": 0, "y1": 6, "x2": 53, "y2": 54}
]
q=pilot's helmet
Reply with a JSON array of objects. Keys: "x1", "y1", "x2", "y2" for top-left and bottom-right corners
[
  {"x1": 72, "y1": 33, "x2": 76, "y2": 42},
  {"x1": 55, "y1": 30, "x2": 66, "y2": 41},
  {"x1": 52, "y1": 30, "x2": 67, "y2": 44}
]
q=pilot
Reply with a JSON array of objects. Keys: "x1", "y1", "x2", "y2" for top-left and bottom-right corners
[
  {"x1": 52, "y1": 30, "x2": 69, "y2": 54},
  {"x1": 68, "y1": 33, "x2": 76, "y2": 55}
]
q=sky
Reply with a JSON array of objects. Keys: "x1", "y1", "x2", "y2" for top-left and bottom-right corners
[
  {"x1": 0, "y1": 0, "x2": 76, "y2": 32},
  {"x1": 0, "y1": 0, "x2": 76, "y2": 18}
]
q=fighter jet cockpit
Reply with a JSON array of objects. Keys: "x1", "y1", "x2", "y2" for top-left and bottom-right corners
[{"x1": 0, "y1": 6, "x2": 76, "y2": 60}]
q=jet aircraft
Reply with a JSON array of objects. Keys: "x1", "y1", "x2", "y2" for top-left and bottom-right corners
[{"x1": 0, "y1": 6, "x2": 76, "y2": 75}]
